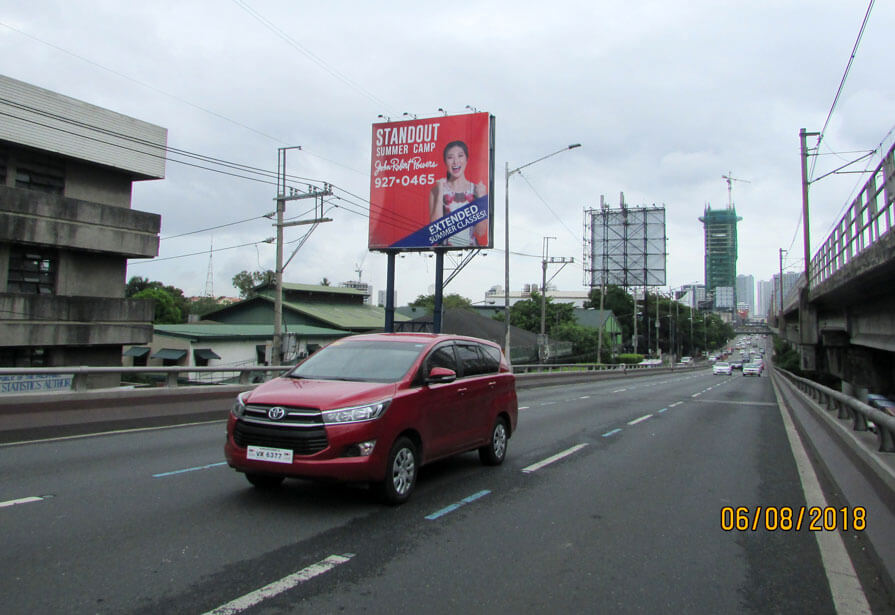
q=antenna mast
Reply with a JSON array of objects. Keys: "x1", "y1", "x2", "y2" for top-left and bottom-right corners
[{"x1": 204, "y1": 238, "x2": 214, "y2": 297}]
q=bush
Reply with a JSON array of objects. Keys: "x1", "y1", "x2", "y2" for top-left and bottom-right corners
[{"x1": 617, "y1": 353, "x2": 645, "y2": 365}]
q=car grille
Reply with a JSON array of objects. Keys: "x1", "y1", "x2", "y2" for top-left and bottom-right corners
[
  {"x1": 235, "y1": 403, "x2": 328, "y2": 455},
  {"x1": 233, "y1": 420, "x2": 328, "y2": 455}
]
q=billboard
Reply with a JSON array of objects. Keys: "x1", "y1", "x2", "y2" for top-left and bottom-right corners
[
  {"x1": 368, "y1": 112, "x2": 494, "y2": 251},
  {"x1": 585, "y1": 205, "x2": 667, "y2": 287}
]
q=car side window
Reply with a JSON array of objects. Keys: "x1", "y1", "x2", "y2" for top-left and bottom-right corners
[
  {"x1": 479, "y1": 343, "x2": 500, "y2": 373},
  {"x1": 456, "y1": 343, "x2": 487, "y2": 378},
  {"x1": 425, "y1": 343, "x2": 457, "y2": 374}
]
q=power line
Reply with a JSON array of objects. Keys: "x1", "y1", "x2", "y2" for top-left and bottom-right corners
[
  {"x1": 230, "y1": 0, "x2": 394, "y2": 113},
  {"x1": 809, "y1": 0, "x2": 875, "y2": 181},
  {"x1": 0, "y1": 20, "x2": 286, "y2": 145}
]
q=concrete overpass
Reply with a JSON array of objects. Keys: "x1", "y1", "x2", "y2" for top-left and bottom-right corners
[{"x1": 773, "y1": 142, "x2": 895, "y2": 398}]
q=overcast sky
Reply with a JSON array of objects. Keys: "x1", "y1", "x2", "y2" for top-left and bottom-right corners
[{"x1": 2, "y1": 1, "x2": 893, "y2": 305}]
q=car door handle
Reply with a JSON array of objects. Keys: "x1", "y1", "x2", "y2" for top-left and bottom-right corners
[
  {"x1": 457, "y1": 388, "x2": 468, "y2": 394},
  {"x1": 488, "y1": 381, "x2": 497, "y2": 388}
]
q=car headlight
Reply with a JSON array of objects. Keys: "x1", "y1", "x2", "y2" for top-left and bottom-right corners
[
  {"x1": 232, "y1": 391, "x2": 249, "y2": 417},
  {"x1": 321, "y1": 400, "x2": 391, "y2": 425}
]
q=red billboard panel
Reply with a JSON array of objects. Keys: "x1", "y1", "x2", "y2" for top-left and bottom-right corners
[{"x1": 368, "y1": 112, "x2": 494, "y2": 251}]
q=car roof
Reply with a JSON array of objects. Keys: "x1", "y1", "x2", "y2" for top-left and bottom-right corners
[{"x1": 337, "y1": 332, "x2": 499, "y2": 348}]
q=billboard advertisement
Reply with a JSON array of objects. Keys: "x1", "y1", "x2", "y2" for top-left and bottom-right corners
[
  {"x1": 585, "y1": 205, "x2": 667, "y2": 287},
  {"x1": 368, "y1": 112, "x2": 494, "y2": 251}
]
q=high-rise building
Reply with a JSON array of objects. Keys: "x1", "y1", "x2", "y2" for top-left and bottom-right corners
[
  {"x1": 736, "y1": 274, "x2": 755, "y2": 314},
  {"x1": 756, "y1": 280, "x2": 773, "y2": 319},
  {"x1": 700, "y1": 205, "x2": 742, "y2": 308}
]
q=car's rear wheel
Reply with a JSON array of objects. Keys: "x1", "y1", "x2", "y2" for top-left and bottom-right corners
[
  {"x1": 479, "y1": 416, "x2": 509, "y2": 466},
  {"x1": 245, "y1": 473, "x2": 285, "y2": 489},
  {"x1": 378, "y1": 437, "x2": 417, "y2": 505}
]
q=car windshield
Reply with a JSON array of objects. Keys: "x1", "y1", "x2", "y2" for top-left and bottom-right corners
[
  {"x1": 288, "y1": 339, "x2": 427, "y2": 383},
  {"x1": 716, "y1": 362, "x2": 729, "y2": 367}
]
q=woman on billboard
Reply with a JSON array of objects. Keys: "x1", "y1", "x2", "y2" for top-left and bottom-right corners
[{"x1": 429, "y1": 140, "x2": 488, "y2": 247}]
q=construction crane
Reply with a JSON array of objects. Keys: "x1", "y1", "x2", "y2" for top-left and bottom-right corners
[{"x1": 722, "y1": 171, "x2": 750, "y2": 208}]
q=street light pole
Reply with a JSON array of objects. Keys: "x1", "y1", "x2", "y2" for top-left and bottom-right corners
[{"x1": 504, "y1": 143, "x2": 581, "y2": 363}]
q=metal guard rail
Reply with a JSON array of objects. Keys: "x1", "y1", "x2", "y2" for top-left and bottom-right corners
[
  {"x1": 776, "y1": 368, "x2": 895, "y2": 452},
  {"x1": 0, "y1": 365, "x2": 292, "y2": 390},
  {"x1": 810, "y1": 141, "x2": 895, "y2": 288},
  {"x1": 0, "y1": 361, "x2": 686, "y2": 391}
]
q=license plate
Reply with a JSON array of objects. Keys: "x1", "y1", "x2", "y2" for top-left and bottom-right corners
[{"x1": 247, "y1": 445, "x2": 293, "y2": 464}]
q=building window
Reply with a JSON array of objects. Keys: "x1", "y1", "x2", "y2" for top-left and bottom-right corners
[
  {"x1": 7, "y1": 247, "x2": 56, "y2": 294},
  {"x1": 0, "y1": 145, "x2": 7, "y2": 184},
  {"x1": 0, "y1": 347, "x2": 47, "y2": 367},
  {"x1": 15, "y1": 149, "x2": 64, "y2": 194}
]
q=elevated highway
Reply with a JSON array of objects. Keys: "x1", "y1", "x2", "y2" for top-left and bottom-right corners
[{"x1": 773, "y1": 142, "x2": 895, "y2": 399}]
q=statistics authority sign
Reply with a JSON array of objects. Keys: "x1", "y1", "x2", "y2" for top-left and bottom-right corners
[{"x1": 368, "y1": 112, "x2": 494, "y2": 251}]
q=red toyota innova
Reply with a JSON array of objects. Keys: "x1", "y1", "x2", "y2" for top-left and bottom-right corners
[{"x1": 225, "y1": 333, "x2": 518, "y2": 504}]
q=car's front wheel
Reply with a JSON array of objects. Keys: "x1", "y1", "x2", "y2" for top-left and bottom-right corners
[
  {"x1": 245, "y1": 473, "x2": 285, "y2": 489},
  {"x1": 378, "y1": 437, "x2": 418, "y2": 505},
  {"x1": 479, "y1": 416, "x2": 509, "y2": 466}
]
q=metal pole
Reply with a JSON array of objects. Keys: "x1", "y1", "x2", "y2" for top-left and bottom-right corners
[
  {"x1": 434, "y1": 250, "x2": 445, "y2": 334},
  {"x1": 273, "y1": 150, "x2": 285, "y2": 365},
  {"x1": 540, "y1": 236, "x2": 554, "y2": 338},
  {"x1": 385, "y1": 252, "x2": 396, "y2": 332},
  {"x1": 800, "y1": 129, "x2": 820, "y2": 290},
  {"x1": 632, "y1": 288, "x2": 638, "y2": 354},
  {"x1": 504, "y1": 161, "x2": 511, "y2": 362},
  {"x1": 779, "y1": 248, "x2": 785, "y2": 317}
]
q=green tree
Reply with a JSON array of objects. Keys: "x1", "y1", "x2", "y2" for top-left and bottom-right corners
[
  {"x1": 495, "y1": 291, "x2": 575, "y2": 335},
  {"x1": 126, "y1": 276, "x2": 188, "y2": 323},
  {"x1": 408, "y1": 293, "x2": 474, "y2": 312},
  {"x1": 320, "y1": 277, "x2": 331, "y2": 286},
  {"x1": 232, "y1": 270, "x2": 275, "y2": 299},
  {"x1": 189, "y1": 296, "x2": 227, "y2": 317},
  {"x1": 133, "y1": 287, "x2": 182, "y2": 324}
]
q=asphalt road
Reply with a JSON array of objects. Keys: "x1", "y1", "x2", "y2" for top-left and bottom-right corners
[{"x1": 0, "y1": 368, "x2": 886, "y2": 614}]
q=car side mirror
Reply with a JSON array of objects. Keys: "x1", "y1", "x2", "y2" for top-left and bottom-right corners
[{"x1": 426, "y1": 366, "x2": 457, "y2": 384}]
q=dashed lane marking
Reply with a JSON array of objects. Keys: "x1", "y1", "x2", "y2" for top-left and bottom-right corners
[
  {"x1": 425, "y1": 490, "x2": 491, "y2": 520},
  {"x1": 627, "y1": 414, "x2": 653, "y2": 426},
  {"x1": 522, "y1": 443, "x2": 589, "y2": 474}
]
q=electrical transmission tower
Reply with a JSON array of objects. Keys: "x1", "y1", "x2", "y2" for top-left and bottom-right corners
[{"x1": 204, "y1": 238, "x2": 214, "y2": 297}]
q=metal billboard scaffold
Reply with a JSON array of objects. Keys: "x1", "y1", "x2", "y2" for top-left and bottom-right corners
[{"x1": 583, "y1": 194, "x2": 667, "y2": 289}]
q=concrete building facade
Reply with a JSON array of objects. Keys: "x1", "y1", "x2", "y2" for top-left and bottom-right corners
[{"x1": 0, "y1": 75, "x2": 165, "y2": 386}]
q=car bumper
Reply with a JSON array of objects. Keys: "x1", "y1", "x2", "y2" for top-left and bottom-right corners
[{"x1": 224, "y1": 414, "x2": 390, "y2": 482}]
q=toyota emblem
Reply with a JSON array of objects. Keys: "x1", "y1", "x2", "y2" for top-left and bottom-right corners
[{"x1": 268, "y1": 407, "x2": 286, "y2": 420}]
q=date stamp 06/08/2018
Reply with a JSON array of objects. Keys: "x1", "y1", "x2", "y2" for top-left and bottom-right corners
[{"x1": 721, "y1": 506, "x2": 866, "y2": 532}]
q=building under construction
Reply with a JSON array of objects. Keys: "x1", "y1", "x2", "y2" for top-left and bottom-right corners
[{"x1": 699, "y1": 205, "x2": 742, "y2": 308}]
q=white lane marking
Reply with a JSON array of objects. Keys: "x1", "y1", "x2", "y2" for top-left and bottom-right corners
[
  {"x1": 627, "y1": 414, "x2": 653, "y2": 426},
  {"x1": 201, "y1": 554, "x2": 354, "y2": 615},
  {"x1": 425, "y1": 490, "x2": 491, "y2": 520},
  {"x1": 670, "y1": 402, "x2": 683, "y2": 408},
  {"x1": 579, "y1": 396, "x2": 590, "y2": 399},
  {"x1": 0, "y1": 496, "x2": 44, "y2": 508},
  {"x1": 612, "y1": 388, "x2": 627, "y2": 393},
  {"x1": 657, "y1": 407, "x2": 668, "y2": 413},
  {"x1": 602, "y1": 428, "x2": 622, "y2": 438},
  {"x1": 541, "y1": 401, "x2": 557, "y2": 406},
  {"x1": 771, "y1": 376, "x2": 871, "y2": 614},
  {"x1": 692, "y1": 393, "x2": 701, "y2": 397},
  {"x1": 153, "y1": 462, "x2": 227, "y2": 478},
  {"x1": 518, "y1": 406, "x2": 530, "y2": 410},
  {"x1": 522, "y1": 443, "x2": 589, "y2": 474}
]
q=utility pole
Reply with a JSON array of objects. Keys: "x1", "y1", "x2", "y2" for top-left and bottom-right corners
[
  {"x1": 539, "y1": 236, "x2": 574, "y2": 362},
  {"x1": 778, "y1": 248, "x2": 786, "y2": 317},
  {"x1": 272, "y1": 146, "x2": 332, "y2": 365},
  {"x1": 632, "y1": 288, "x2": 639, "y2": 355},
  {"x1": 800, "y1": 129, "x2": 820, "y2": 290}
]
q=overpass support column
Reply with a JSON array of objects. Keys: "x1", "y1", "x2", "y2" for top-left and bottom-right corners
[{"x1": 799, "y1": 287, "x2": 820, "y2": 371}]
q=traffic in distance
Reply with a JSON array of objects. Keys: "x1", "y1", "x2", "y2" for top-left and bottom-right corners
[{"x1": 225, "y1": 333, "x2": 519, "y2": 504}]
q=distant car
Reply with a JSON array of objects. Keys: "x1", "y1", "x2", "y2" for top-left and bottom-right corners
[
  {"x1": 867, "y1": 394, "x2": 895, "y2": 417},
  {"x1": 680, "y1": 356, "x2": 692, "y2": 364},
  {"x1": 713, "y1": 361, "x2": 732, "y2": 375},
  {"x1": 743, "y1": 362, "x2": 761, "y2": 376},
  {"x1": 224, "y1": 333, "x2": 518, "y2": 505},
  {"x1": 730, "y1": 361, "x2": 743, "y2": 370}
]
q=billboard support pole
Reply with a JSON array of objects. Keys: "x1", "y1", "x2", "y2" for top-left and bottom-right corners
[
  {"x1": 434, "y1": 250, "x2": 445, "y2": 334},
  {"x1": 385, "y1": 252, "x2": 396, "y2": 333}
]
